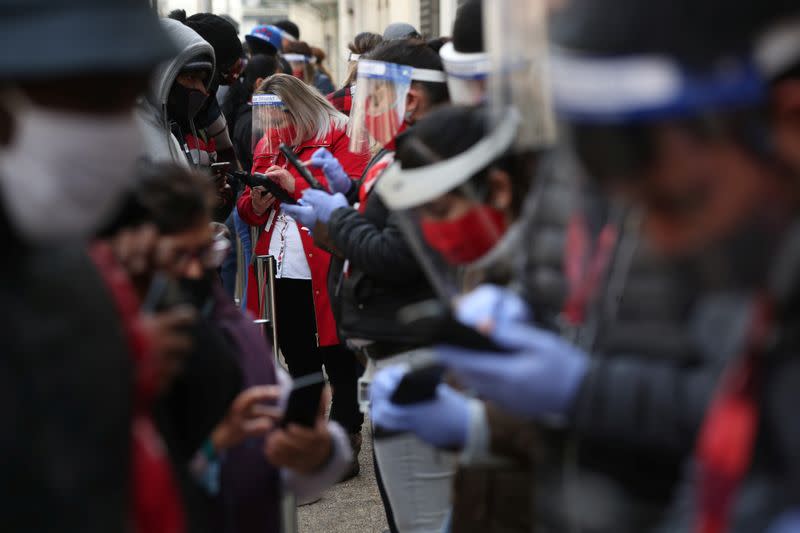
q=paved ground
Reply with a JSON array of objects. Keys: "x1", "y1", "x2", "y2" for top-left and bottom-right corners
[{"x1": 297, "y1": 420, "x2": 388, "y2": 533}]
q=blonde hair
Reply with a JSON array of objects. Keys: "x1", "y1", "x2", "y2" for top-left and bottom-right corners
[{"x1": 256, "y1": 73, "x2": 348, "y2": 145}]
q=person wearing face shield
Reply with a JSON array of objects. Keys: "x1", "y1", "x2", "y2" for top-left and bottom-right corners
[
  {"x1": 369, "y1": 104, "x2": 543, "y2": 533},
  {"x1": 280, "y1": 39, "x2": 453, "y2": 533},
  {"x1": 0, "y1": 0, "x2": 180, "y2": 531},
  {"x1": 431, "y1": 0, "x2": 800, "y2": 531},
  {"x1": 236, "y1": 73, "x2": 370, "y2": 484},
  {"x1": 327, "y1": 32, "x2": 384, "y2": 116}
]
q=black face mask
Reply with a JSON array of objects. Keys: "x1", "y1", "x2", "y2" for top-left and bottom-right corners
[{"x1": 167, "y1": 82, "x2": 208, "y2": 128}]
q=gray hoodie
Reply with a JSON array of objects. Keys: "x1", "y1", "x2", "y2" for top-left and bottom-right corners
[{"x1": 136, "y1": 18, "x2": 216, "y2": 166}]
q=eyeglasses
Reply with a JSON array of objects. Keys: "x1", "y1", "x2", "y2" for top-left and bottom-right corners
[{"x1": 169, "y1": 236, "x2": 231, "y2": 271}]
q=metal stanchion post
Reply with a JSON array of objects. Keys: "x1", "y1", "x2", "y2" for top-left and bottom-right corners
[{"x1": 233, "y1": 233, "x2": 246, "y2": 307}]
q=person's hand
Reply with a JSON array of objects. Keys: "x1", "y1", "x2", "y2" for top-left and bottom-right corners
[
  {"x1": 767, "y1": 508, "x2": 800, "y2": 533},
  {"x1": 300, "y1": 189, "x2": 348, "y2": 224},
  {"x1": 109, "y1": 224, "x2": 159, "y2": 278},
  {"x1": 455, "y1": 284, "x2": 533, "y2": 334},
  {"x1": 139, "y1": 306, "x2": 197, "y2": 392},
  {"x1": 310, "y1": 147, "x2": 352, "y2": 194},
  {"x1": 251, "y1": 188, "x2": 276, "y2": 216},
  {"x1": 436, "y1": 318, "x2": 589, "y2": 421},
  {"x1": 281, "y1": 200, "x2": 318, "y2": 228},
  {"x1": 210, "y1": 385, "x2": 282, "y2": 452},
  {"x1": 370, "y1": 365, "x2": 471, "y2": 449},
  {"x1": 262, "y1": 165, "x2": 295, "y2": 194},
  {"x1": 264, "y1": 387, "x2": 333, "y2": 474}
]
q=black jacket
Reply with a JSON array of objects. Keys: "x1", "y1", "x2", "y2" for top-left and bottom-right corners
[
  {"x1": 326, "y1": 161, "x2": 436, "y2": 351},
  {"x1": 517, "y1": 151, "x2": 726, "y2": 533},
  {"x1": 0, "y1": 208, "x2": 133, "y2": 533}
]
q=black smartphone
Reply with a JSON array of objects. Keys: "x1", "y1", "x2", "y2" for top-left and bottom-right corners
[
  {"x1": 398, "y1": 299, "x2": 512, "y2": 354},
  {"x1": 278, "y1": 143, "x2": 325, "y2": 190},
  {"x1": 281, "y1": 372, "x2": 325, "y2": 428},
  {"x1": 389, "y1": 362, "x2": 446, "y2": 405},
  {"x1": 227, "y1": 170, "x2": 297, "y2": 205}
]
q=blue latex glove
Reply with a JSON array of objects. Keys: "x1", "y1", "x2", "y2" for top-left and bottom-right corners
[
  {"x1": 455, "y1": 284, "x2": 533, "y2": 331},
  {"x1": 281, "y1": 199, "x2": 318, "y2": 228},
  {"x1": 310, "y1": 147, "x2": 352, "y2": 194},
  {"x1": 768, "y1": 509, "x2": 800, "y2": 533},
  {"x1": 437, "y1": 300, "x2": 588, "y2": 421},
  {"x1": 300, "y1": 189, "x2": 349, "y2": 224},
  {"x1": 370, "y1": 365, "x2": 471, "y2": 449}
]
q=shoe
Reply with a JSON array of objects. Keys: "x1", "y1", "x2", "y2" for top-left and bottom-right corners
[{"x1": 338, "y1": 432, "x2": 362, "y2": 483}]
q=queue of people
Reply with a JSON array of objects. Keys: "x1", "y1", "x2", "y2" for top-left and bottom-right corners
[{"x1": 4, "y1": 0, "x2": 800, "y2": 532}]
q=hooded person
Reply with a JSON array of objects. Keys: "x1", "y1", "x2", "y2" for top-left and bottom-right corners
[
  {"x1": 137, "y1": 17, "x2": 216, "y2": 166},
  {"x1": 0, "y1": 0, "x2": 180, "y2": 532},
  {"x1": 136, "y1": 18, "x2": 235, "y2": 223}
]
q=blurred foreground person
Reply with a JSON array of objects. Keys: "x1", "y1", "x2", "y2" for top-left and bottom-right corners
[
  {"x1": 108, "y1": 163, "x2": 352, "y2": 533},
  {"x1": 434, "y1": 0, "x2": 800, "y2": 531},
  {"x1": 237, "y1": 73, "x2": 369, "y2": 479},
  {"x1": 0, "y1": 0, "x2": 177, "y2": 531}
]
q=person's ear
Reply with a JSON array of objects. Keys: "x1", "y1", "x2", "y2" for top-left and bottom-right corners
[
  {"x1": 0, "y1": 102, "x2": 14, "y2": 147},
  {"x1": 405, "y1": 84, "x2": 429, "y2": 124},
  {"x1": 254, "y1": 77, "x2": 266, "y2": 92},
  {"x1": 770, "y1": 79, "x2": 800, "y2": 173},
  {"x1": 487, "y1": 168, "x2": 514, "y2": 213}
]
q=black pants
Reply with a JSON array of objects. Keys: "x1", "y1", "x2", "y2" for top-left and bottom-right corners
[{"x1": 274, "y1": 278, "x2": 364, "y2": 434}]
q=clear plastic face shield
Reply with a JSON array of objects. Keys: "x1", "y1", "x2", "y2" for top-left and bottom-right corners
[
  {"x1": 439, "y1": 42, "x2": 491, "y2": 106},
  {"x1": 375, "y1": 109, "x2": 521, "y2": 305},
  {"x1": 251, "y1": 93, "x2": 296, "y2": 161},
  {"x1": 283, "y1": 53, "x2": 312, "y2": 80},
  {"x1": 348, "y1": 59, "x2": 414, "y2": 152},
  {"x1": 485, "y1": 0, "x2": 557, "y2": 150}
]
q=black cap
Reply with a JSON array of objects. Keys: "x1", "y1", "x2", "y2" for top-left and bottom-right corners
[
  {"x1": 186, "y1": 13, "x2": 243, "y2": 72},
  {"x1": 274, "y1": 19, "x2": 300, "y2": 40},
  {"x1": 452, "y1": 0, "x2": 483, "y2": 54}
]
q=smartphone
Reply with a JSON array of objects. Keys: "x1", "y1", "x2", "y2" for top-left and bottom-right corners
[
  {"x1": 389, "y1": 362, "x2": 446, "y2": 405},
  {"x1": 227, "y1": 170, "x2": 297, "y2": 205},
  {"x1": 278, "y1": 143, "x2": 325, "y2": 190},
  {"x1": 281, "y1": 372, "x2": 325, "y2": 428}
]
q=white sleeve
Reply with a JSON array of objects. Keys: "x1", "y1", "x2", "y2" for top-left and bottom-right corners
[{"x1": 280, "y1": 421, "x2": 353, "y2": 501}]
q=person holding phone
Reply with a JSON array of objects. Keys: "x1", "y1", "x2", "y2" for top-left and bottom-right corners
[
  {"x1": 237, "y1": 73, "x2": 370, "y2": 479},
  {"x1": 106, "y1": 162, "x2": 353, "y2": 533}
]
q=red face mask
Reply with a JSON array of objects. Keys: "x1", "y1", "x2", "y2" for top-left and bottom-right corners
[
  {"x1": 364, "y1": 94, "x2": 401, "y2": 147},
  {"x1": 421, "y1": 206, "x2": 508, "y2": 265},
  {"x1": 292, "y1": 68, "x2": 305, "y2": 79},
  {"x1": 268, "y1": 124, "x2": 296, "y2": 150}
]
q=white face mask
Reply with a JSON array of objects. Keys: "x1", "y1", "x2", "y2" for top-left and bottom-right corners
[{"x1": 0, "y1": 91, "x2": 141, "y2": 243}]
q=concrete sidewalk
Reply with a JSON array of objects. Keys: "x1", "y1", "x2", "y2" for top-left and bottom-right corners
[{"x1": 298, "y1": 421, "x2": 389, "y2": 533}]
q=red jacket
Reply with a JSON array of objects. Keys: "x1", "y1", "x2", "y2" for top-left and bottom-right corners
[{"x1": 237, "y1": 122, "x2": 369, "y2": 346}]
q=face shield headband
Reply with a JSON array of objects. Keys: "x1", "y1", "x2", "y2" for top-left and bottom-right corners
[
  {"x1": 376, "y1": 107, "x2": 521, "y2": 210},
  {"x1": 440, "y1": 42, "x2": 490, "y2": 104}
]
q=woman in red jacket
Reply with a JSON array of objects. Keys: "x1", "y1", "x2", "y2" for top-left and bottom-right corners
[{"x1": 237, "y1": 73, "x2": 370, "y2": 476}]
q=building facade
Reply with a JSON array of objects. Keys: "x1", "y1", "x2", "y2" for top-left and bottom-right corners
[{"x1": 153, "y1": 0, "x2": 460, "y2": 88}]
